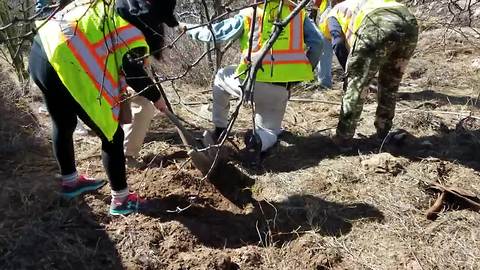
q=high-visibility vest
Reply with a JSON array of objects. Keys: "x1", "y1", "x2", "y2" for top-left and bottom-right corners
[
  {"x1": 318, "y1": 7, "x2": 332, "y2": 40},
  {"x1": 320, "y1": 0, "x2": 403, "y2": 48},
  {"x1": 235, "y1": 1, "x2": 314, "y2": 83},
  {"x1": 313, "y1": 0, "x2": 329, "y2": 14},
  {"x1": 36, "y1": 0, "x2": 149, "y2": 141}
]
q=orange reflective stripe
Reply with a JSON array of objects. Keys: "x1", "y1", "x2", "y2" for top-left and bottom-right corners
[
  {"x1": 288, "y1": 5, "x2": 303, "y2": 51},
  {"x1": 93, "y1": 24, "x2": 133, "y2": 47},
  {"x1": 262, "y1": 59, "x2": 311, "y2": 65},
  {"x1": 63, "y1": 24, "x2": 132, "y2": 120},
  {"x1": 74, "y1": 29, "x2": 121, "y2": 102},
  {"x1": 246, "y1": 6, "x2": 305, "y2": 61},
  {"x1": 94, "y1": 24, "x2": 145, "y2": 58},
  {"x1": 247, "y1": 15, "x2": 263, "y2": 52},
  {"x1": 66, "y1": 37, "x2": 120, "y2": 121}
]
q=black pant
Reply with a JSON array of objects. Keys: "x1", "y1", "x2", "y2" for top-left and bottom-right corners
[{"x1": 29, "y1": 39, "x2": 127, "y2": 191}]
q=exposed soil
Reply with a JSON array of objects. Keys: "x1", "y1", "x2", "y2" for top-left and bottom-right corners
[{"x1": 2, "y1": 5, "x2": 480, "y2": 270}]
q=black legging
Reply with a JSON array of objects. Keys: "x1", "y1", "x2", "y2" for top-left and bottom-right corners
[{"x1": 29, "y1": 39, "x2": 127, "y2": 191}]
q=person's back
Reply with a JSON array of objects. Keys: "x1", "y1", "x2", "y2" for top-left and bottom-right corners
[{"x1": 235, "y1": 1, "x2": 314, "y2": 84}]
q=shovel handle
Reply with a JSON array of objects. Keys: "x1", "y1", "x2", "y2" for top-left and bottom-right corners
[{"x1": 150, "y1": 66, "x2": 174, "y2": 112}]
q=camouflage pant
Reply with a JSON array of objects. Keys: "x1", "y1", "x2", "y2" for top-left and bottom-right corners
[{"x1": 336, "y1": 7, "x2": 418, "y2": 139}]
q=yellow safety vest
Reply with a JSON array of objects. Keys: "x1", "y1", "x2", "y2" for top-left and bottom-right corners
[
  {"x1": 318, "y1": 7, "x2": 332, "y2": 40},
  {"x1": 320, "y1": 0, "x2": 403, "y2": 48},
  {"x1": 37, "y1": 0, "x2": 149, "y2": 141},
  {"x1": 314, "y1": 0, "x2": 329, "y2": 14},
  {"x1": 235, "y1": 1, "x2": 314, "y2": 83}
]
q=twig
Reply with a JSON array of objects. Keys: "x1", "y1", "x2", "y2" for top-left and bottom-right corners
[{"x1": 289, "y1": 97, "x2": 342, "y2": 106}]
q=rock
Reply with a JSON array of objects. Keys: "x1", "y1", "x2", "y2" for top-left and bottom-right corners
[{"x1": 361, "y1": 153, "x2": 406, "y2": 175}]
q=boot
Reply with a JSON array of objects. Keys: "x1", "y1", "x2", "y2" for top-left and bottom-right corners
[{"x1": 243, "y1": 129, "x2": 262, "y2": 167}]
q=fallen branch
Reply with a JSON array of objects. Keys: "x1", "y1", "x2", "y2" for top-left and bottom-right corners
[{"x1": 289, "y1": 97, "x2": 341, "y2": 106}]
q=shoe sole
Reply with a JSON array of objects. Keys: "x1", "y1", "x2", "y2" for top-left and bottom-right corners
[
  {"x1": 109, "y1": 201, "x2": 141, "y2": 216},
  {"x1": 109, "y1": 209, "x2": 137, "y2": 216},
  {"x1": 61, "y1": 181, "x2": 107, "y2": 199}
]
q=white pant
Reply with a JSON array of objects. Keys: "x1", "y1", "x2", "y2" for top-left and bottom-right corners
[
  {"x1": 122, "y1": 95, "x2": 156, "y2": 157},
  {"x1": 213, "y1": 66, "x2": 289, "y2": 151}
]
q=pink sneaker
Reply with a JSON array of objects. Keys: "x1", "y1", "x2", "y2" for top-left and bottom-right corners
[
  {"x1": 109, "y1": 192, "x2": 145, "y2": 216},
  {"x1": 61, "y1": 175, "x2": 106, "y2": 199}
]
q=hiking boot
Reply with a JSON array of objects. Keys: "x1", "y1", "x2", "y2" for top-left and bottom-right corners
[
  {"x1": 332, "y1": 134, "x2": 353, "y2": 152},
  {"x1": 61, "y1": 175, "x2": 107, "y2": 199},
  {"x1": 110, "y1": 192, "x2": 145, "y2": 216},
  {"x1": 243, "y1": 129, "x2": 262, "y2": 167},
  {"x1": 376, "y1": 128, "x2": 409, "y2": 146}
]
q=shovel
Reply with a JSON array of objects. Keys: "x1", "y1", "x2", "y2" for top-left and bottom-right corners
[{"x1": 150, "y1": 68, "x2": 216, "y2": 175}]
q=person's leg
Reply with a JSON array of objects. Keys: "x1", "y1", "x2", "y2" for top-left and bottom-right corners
[
  {"x1": 75, "y1": 105, "x2": 140, "y2": 214},
  {"x1": 336, "y1": 15, "x2": 391, "y2": 140},
  {"x1": 212, "y1": 66, "x2": 243, "y2": 139},
  {"x1": 100, "y1": 127, "x2": 127, "y2": 191},
  {"x1": 252, "y1": 82, "x2": 289, "y2": 151},
  {"x1": 336, "y1": 51, "x2": 381, "y2": 140},
  {"x1": 73, "y1": 97, "x2": 141, "y2": 214},
  {"x1": 29, "y1": 40, "x2": 105, "y2": 198},
  {"x1": 375, "y1": 10, "x2": 419, "y2": 137},
  {"x1": 123, "y1": 95, "x2": 156, "y2": 157},
  {"x1": 29, "y1": 40, "x2": 77, "y2": 176}
]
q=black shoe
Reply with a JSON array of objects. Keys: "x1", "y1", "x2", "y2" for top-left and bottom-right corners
[
  {"x1": 243, "y1": 130, "x2": 262, "y2": 167},
  {"x1": 376, "y1": 128, "x2": 408, "y2": 146}
]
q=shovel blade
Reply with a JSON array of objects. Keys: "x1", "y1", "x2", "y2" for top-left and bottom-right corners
[{"x1": 187, "y1": 149, "x2": 215, "y2": 176}]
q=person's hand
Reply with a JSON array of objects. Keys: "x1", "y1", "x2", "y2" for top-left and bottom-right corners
[{"x1": 153, "y1": 98, "x2": 168, "y2": 113}]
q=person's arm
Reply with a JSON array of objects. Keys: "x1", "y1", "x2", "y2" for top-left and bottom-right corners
[
  {"x1": 303, "y1": 18, "x2": 323, "y2": 69},
  {"x1": 185, "y1": 14, "x2": 244, "y2": 44},
  {"x1": 122, "y1": 49, "x2": 167, "y2": 111},
  {"x1": 327, "y1": 17, "x2": 348, "y2": 70}
]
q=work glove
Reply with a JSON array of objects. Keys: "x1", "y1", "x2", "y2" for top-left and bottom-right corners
[{"x1": 125, "y1": 0, "x2": 151, "y2": 15}]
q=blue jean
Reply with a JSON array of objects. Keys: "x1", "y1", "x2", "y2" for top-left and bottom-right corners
[{"x1": 315, "y1": 33, "x2": 333, "y2": 88}]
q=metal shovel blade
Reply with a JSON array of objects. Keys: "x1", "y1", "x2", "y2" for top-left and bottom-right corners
[{"x1": 164, "y1": 111, "x2": 215, "y2": 175}]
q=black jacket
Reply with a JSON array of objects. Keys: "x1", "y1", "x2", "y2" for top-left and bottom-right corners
[{"x1": 116, "y1": 0, "x2": 179, "y2": 102}]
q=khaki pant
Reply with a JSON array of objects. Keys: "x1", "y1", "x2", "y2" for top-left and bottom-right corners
[
  {"x1": 213, "y1": 66, "x2": 289, "y2": 151},
  {"x1": 122, "y1": 95, "x2": 156, "y2": 157}
]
